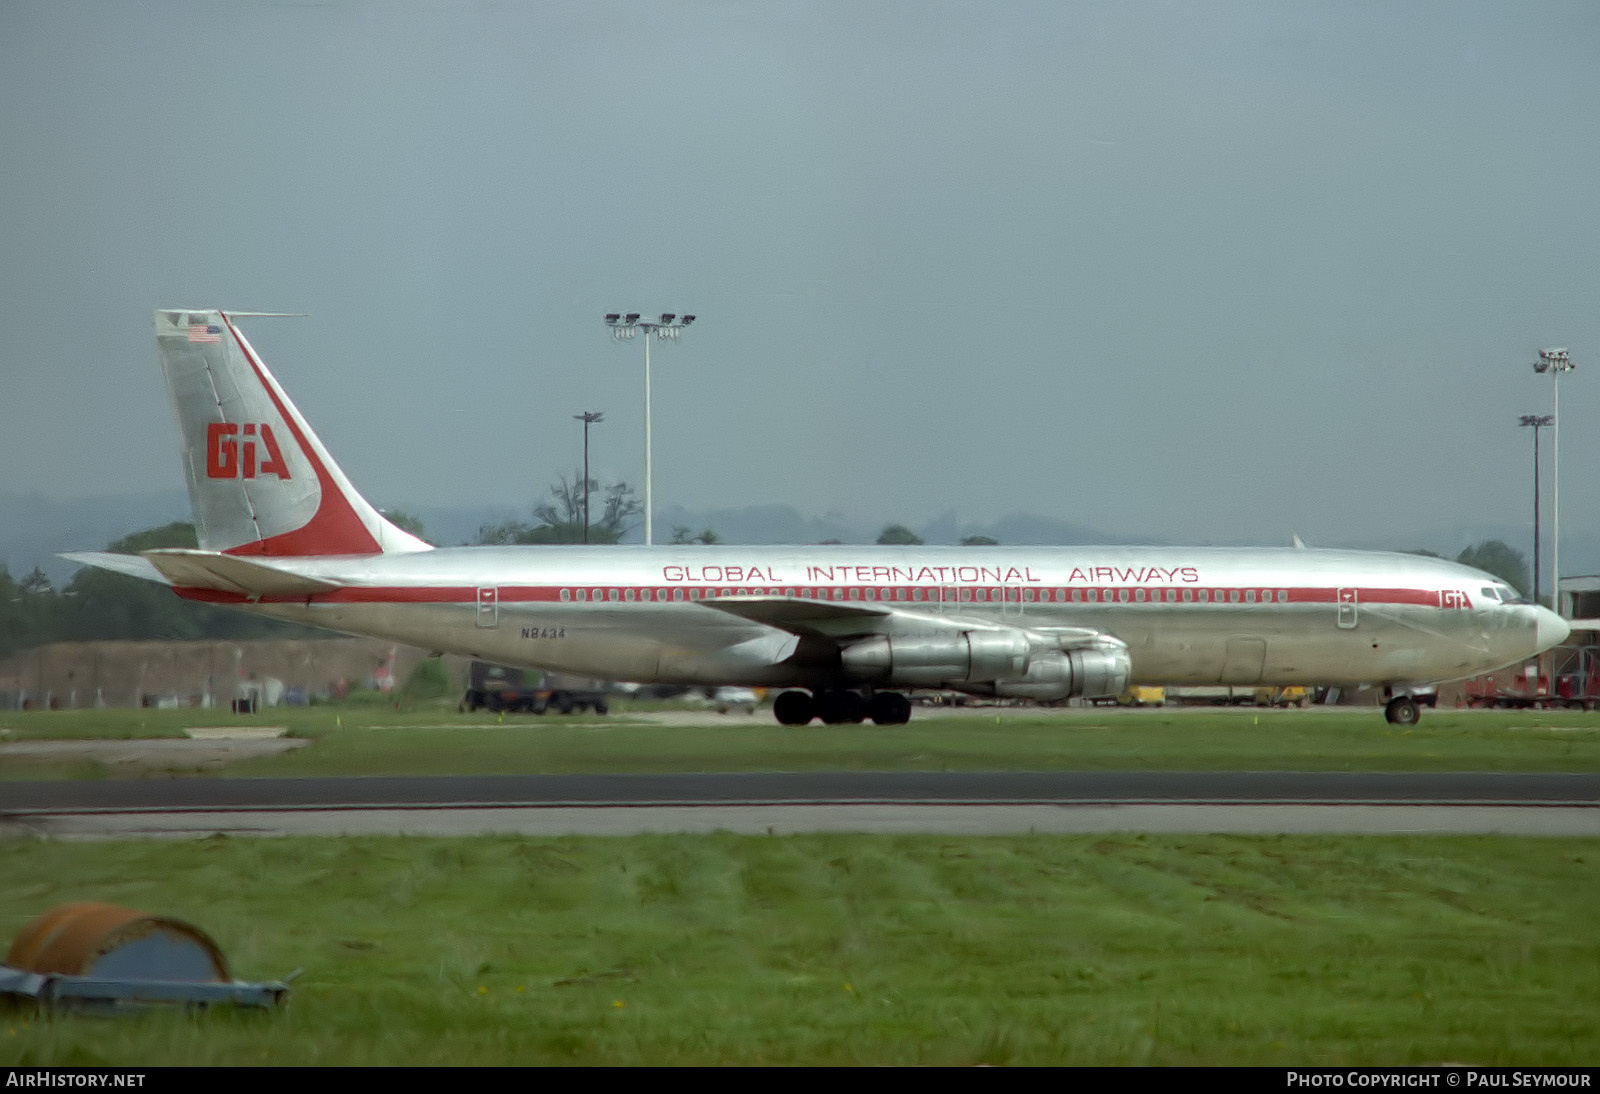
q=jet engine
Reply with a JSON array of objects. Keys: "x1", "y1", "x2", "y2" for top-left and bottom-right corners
[
  {"x1": 840, "y1": 631, "x2": 1029, "y2": 686},
  {"x1": 987, "y1": 646, "x2": 1131, "y2": 702},
  {"x1": 841, "y1": 628, "x2": 1131, "y2": 702}
]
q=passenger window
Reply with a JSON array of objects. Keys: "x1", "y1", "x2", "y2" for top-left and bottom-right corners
[
  {"x1": 1134, "y1": 589, "x2": 1146, "y2": 602},
  {"x1": 1183, "y1": 590, "x2": 1193, "y2": 602},
  {"x1": 1245, "y1": 590, "x2": 1256, "y2": 603},
  {"x1": 560, "y1": 589, "x2": 570, "y2": 602}
]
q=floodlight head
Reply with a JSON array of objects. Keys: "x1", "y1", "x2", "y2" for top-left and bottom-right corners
[
  {"x1": 681, "y1": 314, "x2": 696, "y2": 326},
  {"x1": 625, "y1": 313, "x2": 640, "y2": 324},
  {"x1": 604, "y1": 313, "x2": 621, "y2": 325},
  {"x1": 660, "y1": 313, "x2": 675, "y2": 324},
  {"x1": 1537, "y1": 348, "x2": 1574, "y2": 373}
]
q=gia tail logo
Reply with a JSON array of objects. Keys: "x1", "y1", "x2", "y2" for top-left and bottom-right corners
[{"x1": 206, "y1": 422, "x2": 291, "y2": 480}]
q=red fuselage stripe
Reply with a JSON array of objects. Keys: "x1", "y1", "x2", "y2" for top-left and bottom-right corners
[{"x1": 171, "y1": 584, "x2": 1456, "y2": 608}]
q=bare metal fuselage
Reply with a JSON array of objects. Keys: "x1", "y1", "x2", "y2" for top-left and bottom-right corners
[{"x1": 189, "y1": 543, "x2": 1552, "y2": 691}]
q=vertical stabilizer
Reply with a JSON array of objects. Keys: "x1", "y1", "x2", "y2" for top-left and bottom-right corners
[{"x1": 154, "y1": 309, "x2": 431, "y2": 557}]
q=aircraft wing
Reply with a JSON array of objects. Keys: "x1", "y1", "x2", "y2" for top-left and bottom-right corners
[
  {"x1": 139, "y1": 549, "x2": 343, "y2": 598},
  {"x1": 698, "y1": 595, "x2": 894, "y2": 640},
  {"x1": 699, "y1": 595, "x2": 1115, "y2": 651}
]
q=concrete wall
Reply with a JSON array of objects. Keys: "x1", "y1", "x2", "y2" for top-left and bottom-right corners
[{"x1": 0, "y1": 638, "x2": 472, "y2": 710}]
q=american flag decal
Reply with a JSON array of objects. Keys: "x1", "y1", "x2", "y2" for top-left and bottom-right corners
[{"x1": 188, "y1": 323, "x2": 221, "y2": 343}]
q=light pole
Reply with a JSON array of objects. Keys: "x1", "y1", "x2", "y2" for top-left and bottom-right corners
[
  {"x1": 1518, "y1": 414, "x2": 1552, "y2": 603},
  {"x1": 603, "y1": 311, "x2": 696, "y2": 546},
  {"x1": 573, "y1": 411, "x2": 603, "y2": 545},
  {"x1": 1533, "y1": 349, "x2": 1575, "y2": 614}
]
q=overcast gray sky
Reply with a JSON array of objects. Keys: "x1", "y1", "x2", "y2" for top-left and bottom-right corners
[{"x1": 2, "y1": 0, "x2": 1597, "y2": 555}]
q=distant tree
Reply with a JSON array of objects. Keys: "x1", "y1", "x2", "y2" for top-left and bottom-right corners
[
  {"x1": 400, "y1": 657, "x2": 452, "y2": 701},
  {"x1": 1455, "y1": 540, "x2": 1531, "y2": 598},
  {"x1": 959, "y1": 535, "x2": 999, "y2": 546},
  {"x1": 478, "y1": 475, "x2": 641, "y2": 545},
  {"x1": 0, "y1": 565, "x2": 47, "y2": 660},
  {"x1": 670, "y1": 526, "x2": 721, "y2": 545},
  {"x1": 382, "y1": 509, "x2": 430, "y2": 543},
  {"x1": 19, "y1": 567, "x2": 54, "y2": 596},
  {"x1": 12, "y1": 521, "x2": 327, "y2": 649},
  {"x1": 876, "y1": 524, "x2": 924, "y2": 546}
]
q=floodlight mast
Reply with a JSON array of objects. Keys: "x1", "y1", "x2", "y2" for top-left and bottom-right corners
[
  {"x1": 574, "y1": 411, "x2": 604, "y2": 545},
  {"x1": 603, "y1": 312, "x2": 697, "y2": 546},
  {"x1": 1517, "y1": 414, "x2": 1553, "y2": 603},
  {"x1": 1533, "y1": 349, "x2": 1574, "y2": 614}
]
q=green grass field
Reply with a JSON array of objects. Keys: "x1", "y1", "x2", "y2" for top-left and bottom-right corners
[
  {"x1": 4, "y1": 704, "x2": 1595, "y2": 1064},
  {"x1": 1, "y1": 833, "x2": 1595, "y2": 1066},
  {"x1": 3, "y1": 704, "x2": 1598, "y2": 778}
]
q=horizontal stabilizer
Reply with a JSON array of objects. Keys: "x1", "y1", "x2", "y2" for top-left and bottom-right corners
[
  {"x1": 140, "y1": 549, "x2": 342, "y2": 598},
  {"x1": 58, "y1": 551, "x2": 173, "y2": 585}
]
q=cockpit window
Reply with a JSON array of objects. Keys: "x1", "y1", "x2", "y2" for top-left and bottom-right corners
[
  {"x1": 1480, "y1": 587, "x2": 1500, "y2": 602},
  {"x1": 1495, "y1": 584, "x2": 1528, "y2": 604}
]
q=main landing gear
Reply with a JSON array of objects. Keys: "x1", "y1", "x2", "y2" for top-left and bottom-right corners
[
  {"x1": 773, "y1": 689, "x2": 913, "y2": 726},
  {"x1": 1384, "y1": 695, "x2": 1421, "y2": 726}
]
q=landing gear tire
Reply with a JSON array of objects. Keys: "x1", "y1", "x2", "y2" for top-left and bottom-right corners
[
  {"x1": 818, "y1": 690, "x2": 867, "y2": 725},
  {"x1": 774, "y1": 690, "x2": 816, "y2": 726},
  {"x1": 868, "y1": 692, "x2": 912, "y2": 726},
  {"x1": 1385, "y1": 696, "x2": 1420, "y2": 726}
]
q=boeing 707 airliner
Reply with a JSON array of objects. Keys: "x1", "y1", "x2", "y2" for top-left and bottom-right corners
[{"x1": 64, "y1": 310, "x2": 1570, "y2": 727}]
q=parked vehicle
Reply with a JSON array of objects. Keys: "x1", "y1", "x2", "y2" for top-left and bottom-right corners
[
  {"x1": 1253, "y1": 686, "x2": 1309, "y2": 708},
  {"x1": 1115, "y1": 685, "x2": 1166, "y2": 707},
  {"x1": 713, "y1": 686, "x2": 759, "y2": 715},
  {"x1": 460, "y1": 661, "x2": 609, "y2": 715}
]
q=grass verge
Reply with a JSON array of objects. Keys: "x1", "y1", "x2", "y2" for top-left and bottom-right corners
[
  {"x1": 0, "y1": 833, "x2": 1594, "y2": 1065},
  {"x1": 8, "y1": 705, "x2": 1599, "y2": 777}
]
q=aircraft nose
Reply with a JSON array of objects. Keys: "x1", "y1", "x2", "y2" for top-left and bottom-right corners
[{"x1": 1533, "y1": 606, "x2": 1570, "y2": 653}]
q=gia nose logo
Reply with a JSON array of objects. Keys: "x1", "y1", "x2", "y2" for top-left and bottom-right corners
[{"x1": 206, "y1": 422, "x2": 291, "y2": 480}]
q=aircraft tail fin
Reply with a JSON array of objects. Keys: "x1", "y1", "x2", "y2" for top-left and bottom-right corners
[{"x1": 154, "y1": 309, "x2": 430, "y2": 557}]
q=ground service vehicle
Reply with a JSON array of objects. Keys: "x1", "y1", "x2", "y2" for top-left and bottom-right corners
[{"x1": 460, "y1": 661, "x2": 608, "y2": 715}]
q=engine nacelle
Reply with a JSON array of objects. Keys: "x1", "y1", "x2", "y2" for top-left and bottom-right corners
[
  {"x1": 841, "y1": 630, "x2": 1030, "y2": 686},
  {"x1": 989, "y1": 647, "x2": 1132, "y2": 702}
]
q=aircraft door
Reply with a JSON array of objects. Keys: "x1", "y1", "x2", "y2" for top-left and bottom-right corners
[
  {"x1": 1336, "y1": 588, "x2": 1358, "y2": 629},
  {"x1": 477, "y1": 587, "x2": 499, "y2": 628}
]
